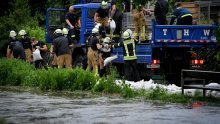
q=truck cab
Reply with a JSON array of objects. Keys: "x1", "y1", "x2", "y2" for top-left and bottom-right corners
[{"x1": 46, "y1": 3, "x2": 107, "y2": 68}]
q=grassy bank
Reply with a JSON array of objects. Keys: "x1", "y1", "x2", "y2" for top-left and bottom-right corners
[{"x1": 0, "y1": 58, "x2": 220, "y2": 104}]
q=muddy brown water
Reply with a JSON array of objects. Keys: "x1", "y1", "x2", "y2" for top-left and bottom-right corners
[{"x1": 0, "y1": 90, "x2": 220, "y2": 124}]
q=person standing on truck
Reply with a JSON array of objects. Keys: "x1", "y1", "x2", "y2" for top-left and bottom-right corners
[
  {"x1": 94, "y1": 1, "x2": 109, "y2": 35},
  {"x1": 86, "y1": 28, "x2": 104, "y2": 76},
  {"x1": 109, "y1": 0, "x2": 123, "y2": 43},
  {"x1": 18, "y1": 30, "x2": 32, "y2": 63},
  {"x1": 6, "y1": 30, "x2": 17, "y2": 59},
  {"x1": 170, "y1": 3, "x2": 192, "y2": 25},
  {"x1": 133, "y1": 3, "x2": 151, "y2": 42},
  {"x1": 154, "y1": 0, "x2": 169, "y2": 25},
  {"x1": 66, "y1": 6, "x2": 81, "y2": 43},
  {"x1": 111, "y1": 29, "x2": 141, "y2": 82},
  {"x1": 52, "y1": 29, "x2": 72, "y2": 69}
]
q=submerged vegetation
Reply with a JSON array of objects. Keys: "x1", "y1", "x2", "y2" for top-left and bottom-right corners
[{"x1": 0, "y1": 58, "x2": 220, "y2": 104}]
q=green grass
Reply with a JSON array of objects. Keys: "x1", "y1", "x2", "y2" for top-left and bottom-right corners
[{"x1": 0, "y1": 58, "x2": 220, "y2": 104}]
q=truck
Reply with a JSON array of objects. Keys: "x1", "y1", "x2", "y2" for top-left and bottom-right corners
[{"x1": 45, "y1": 2, "x2": 218, "y2": 85}]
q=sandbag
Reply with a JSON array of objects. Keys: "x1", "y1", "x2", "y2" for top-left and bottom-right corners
[
  {"x1": 109, "y1": 19, "x2": 116, "y2": 34},
  {"x1": 33, "y1": 49, "x2": 43, "y2": 61},
  {"x1": 104, "y1": 55, "x2": 118, "y2": 66}
]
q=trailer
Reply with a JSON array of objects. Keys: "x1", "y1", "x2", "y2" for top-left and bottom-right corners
[{"x1": 45, "y1": 2, "x2": 218, "y2": 85}]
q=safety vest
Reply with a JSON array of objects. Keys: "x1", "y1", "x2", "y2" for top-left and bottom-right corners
[{"x1": 123, "y1": 39, "x2": 137, "y2": 60}]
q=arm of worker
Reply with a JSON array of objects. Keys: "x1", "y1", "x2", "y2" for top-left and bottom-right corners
[
  {"x1": 96, "y1": 43, "x2": 103, "y2": 49},
  {"x1": 110, "y1": 4, "x2": 116, "y2": 18},
  {"x1": 39, "y1": 44, "x2": 48, "y2": 52},
  {"x1": 94, "y1": 12, "x2": 98, "y2": 24},
  {"x1": 66, "y1": 19, "x2": 74, "y2": 29},
  {"x1": 111, "y1": 42, "x2": 123, "y2": 48},
  {"x1": 143, "y1": 8, "x2": 154, "y2": 16},
  {"x1": 77, "y1": 18, "x2": 81, "y2": 28},
  {"x1": 52, "y1": 42, "x2": 57, "y2": 55}
]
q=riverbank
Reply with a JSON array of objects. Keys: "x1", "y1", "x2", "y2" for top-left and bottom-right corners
[{"x1": 1, "y1": 58, "x2": 220, "y2": 104}]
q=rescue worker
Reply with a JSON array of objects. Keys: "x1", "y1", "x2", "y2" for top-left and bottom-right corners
[
  {"x1": 170, "y1": 3, "x2": 193, "y2": 25},
  {"x1": 18, "y1": 29, "x2": 32, "y2": 63},
  {"x1": 110, "y1": 0, "x2": 123, "y2": 43},
  {"x1": 86, "y1": 28, "x2": 104, "y2": 76},
  {"x1": 8, "y1": 38, "x2": 26, "y2": 61},
  {"x1": 7, "y1": 30, "x2": 17, "y2": 58},
  {"x1": 99, "y1": 37, "x2": 111, "y2": 77},
  {"x1": 52, "y1": 29, "x2": 72, "y2": 69},
  {"x1": 132, "y1": 4, "x2": 151, "y2": 42},
  {"x1": 111, "y1": 29, "x2": 141, "y2": 82},
  {"x1": 66, "y1": 6, "x2": 81, "y2": 42},
  {"x1": 154, "y1": 0, "x2": 169, "y2": 25},
  {"x1": 62, "y1": 28, "x2": 75, "y2": 54},
  {"x1": 31, "y1": 37, "x2": 48, "y2": 69},
  {"x1": 94, "y1": 1, "x2": 109, "y2": 32}
]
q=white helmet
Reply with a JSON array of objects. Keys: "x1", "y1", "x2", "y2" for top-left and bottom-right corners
[
  {"x1": 54, "y1": 29, "x2": 62, "y2": 34},
  {"x1": 62, "y1": 28, "x2": 68, "y2": 35},
  {"x1": 103, "y1": 37, "x2": 110, "y2": 43},
  {"x1": 123, "y1": 30, "x2": 131, "y2": 39},
  {"x1": 18, "y1": 30, "x2": 27, "y2": 36},
  {"x1": 9, "y1": 30, "x2": 17, "y2": 38},
  {"x1": 101, "y1": 1, "x2": 108, "y2": 9},
  {"x1": 92, "y1": 28, "x2": 99, "y2": 34}
]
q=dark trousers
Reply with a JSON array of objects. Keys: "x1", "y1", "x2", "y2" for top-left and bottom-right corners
[
  {"x1": 155, "y1": 16, "x2": 167, "y2": 25},
  {"x1": 13, "y1": 48, "x2": 26, "y2": 61},
  {"x1": 34, "y1": 54, "x2": 47, "y2": 69},
  {"x1": 69, "y1": 28, "x2": 80, "y2": 42},
  {"x1": 178, "y1": 16, "x2": 192, "y2": 25},
  {"x1": 124, "y1": 60, "x2": 141, "y2": 82}
]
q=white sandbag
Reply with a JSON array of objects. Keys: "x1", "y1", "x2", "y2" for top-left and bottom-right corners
[
  {"x1": 104, "y1": 55, "x2": 118, "y2": 66},
  {"x1": 33, "y1": 49, "x2": 42, "y2": 61},
  {"x1": 109, "y1": 19, "x2": 116, "y2": 34}
]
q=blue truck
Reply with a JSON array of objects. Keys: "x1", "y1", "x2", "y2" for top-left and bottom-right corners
[{"x1": 45, "y1": 2, "x2": 218, "y2": 85}]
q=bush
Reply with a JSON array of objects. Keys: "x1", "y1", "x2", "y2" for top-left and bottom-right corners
[
  {"x1": 0, "y1": 58, "x2": 35, "y2": 85},
  {"x1": 24, "y1": 67, "x2": 97, "y2": 91}
]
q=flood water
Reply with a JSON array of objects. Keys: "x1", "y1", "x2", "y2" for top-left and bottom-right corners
[{"x1": 0, "y1": 90, "x2": 220, "y2": 124}]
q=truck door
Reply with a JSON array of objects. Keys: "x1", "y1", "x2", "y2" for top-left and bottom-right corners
[{"x1": 45, "y1": 8, "x2": 66, "y2": 43}]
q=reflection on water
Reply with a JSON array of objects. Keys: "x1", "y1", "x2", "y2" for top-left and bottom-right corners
[{"x1": 0, "y1": 91, "x2": 220, "y2": 124}]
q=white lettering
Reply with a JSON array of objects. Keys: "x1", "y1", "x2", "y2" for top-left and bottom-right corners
[
  {"x1": 204, "y1": 30, "x2": 210, "y2": 36},
  {"x1": 163, "y1": 29, "x2": 167, "y2": 36},
  {"x1": 184, "y1": 29, "x2": 189, "y2": 36}
]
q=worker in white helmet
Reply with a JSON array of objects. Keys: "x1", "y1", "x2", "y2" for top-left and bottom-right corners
[
  {"x1": 111, "y1": 29, "x2": 141, "y2": 82},
  {"x1": 86, "y1": 28, "x2": 103, "y2": 76},
  {"x1": 8, "y1": 30, "x2": 26, "y2": 60},
  {"x1": 94, "y1": 1, "x2": 109, "y2": 30},
  {"x1": 18, "y1": 29, "x2": 32, "y2": 63},
  {"x1": 62, "y1": 28, "x2": 75, "y2": 55},
  {"x1": 7, "y1": 30, "x2": 17, "y2": 58},
  {"x1": 52, "y1": 29, "x2": 72, "y2": 69}
]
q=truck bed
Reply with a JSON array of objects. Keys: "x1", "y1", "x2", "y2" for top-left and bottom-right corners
[
  {"x1": 152, "y1": 20, "x2": 218, "y2": 48},
  {"x1": 112, "y1": 43, "x2": 152, "y2": 64}
]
